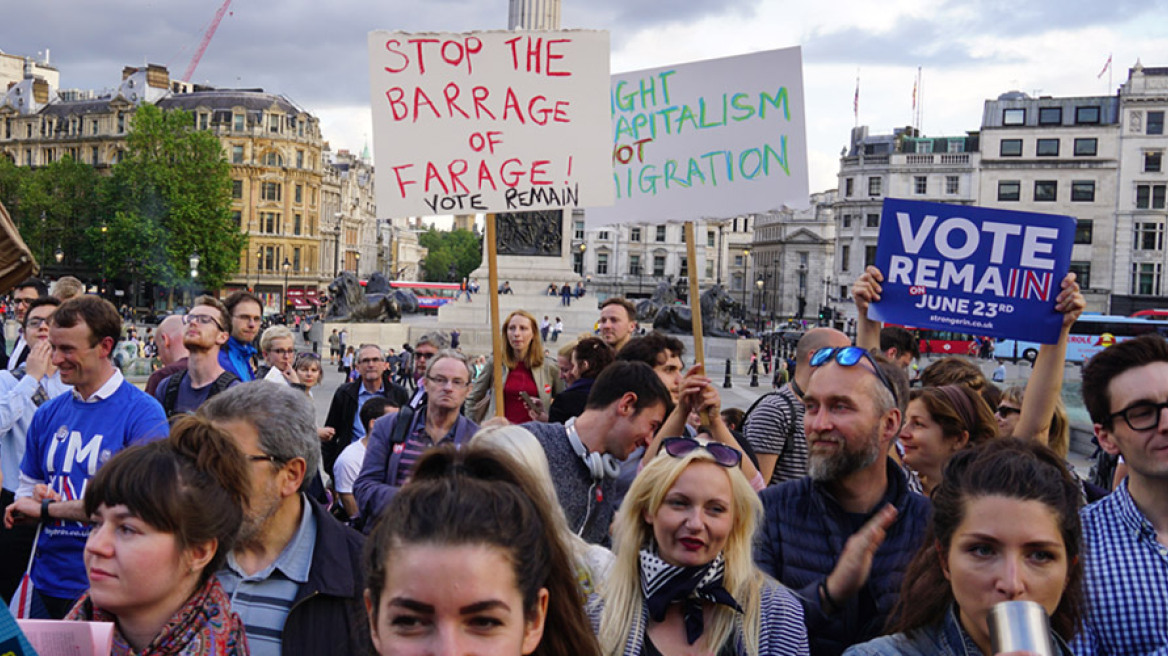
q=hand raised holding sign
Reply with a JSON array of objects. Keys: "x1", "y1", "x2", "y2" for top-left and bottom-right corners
[{"x1": 1053, "y1": 272, "x2": 1085, "y2": 329}]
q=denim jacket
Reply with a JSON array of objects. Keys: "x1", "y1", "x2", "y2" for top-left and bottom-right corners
[{"x1": 842, "y1": 604, "x2": 1073, "y2": 656}]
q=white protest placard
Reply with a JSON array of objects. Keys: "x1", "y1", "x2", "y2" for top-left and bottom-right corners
[
  {"x1": 587, "y1": 47, "x2": 809, "y2": 226},
  {"x1": 368, "y1": 30, "x2": 613, "y2": 217}
]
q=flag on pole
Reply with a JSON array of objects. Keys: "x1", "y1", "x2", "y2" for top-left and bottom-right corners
[
  {"x1": 912, "y1": 75, "x2": 918, "y2": 111},
  {"x1": 8, "y1": 524, "x2": 42, "y2": 620},
  {"x1": 853, "y1": 76, "x2": 859, "y2": 120},
  {"x1": 1097, "y1": 54, "x2": 1112, "y2": 79}
]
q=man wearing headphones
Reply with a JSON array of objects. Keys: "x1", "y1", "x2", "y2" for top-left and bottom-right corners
[{"x1": 522, "y1": 360, "x2": 671, "y2": 546}]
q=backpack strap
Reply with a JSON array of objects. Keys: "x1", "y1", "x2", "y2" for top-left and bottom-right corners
[
  {"x1": 162, "y1": 371, "x2": 186, "y2": 418},
  {"x1": 207, "y1": 371, "x2": 239, "y2": 399}
]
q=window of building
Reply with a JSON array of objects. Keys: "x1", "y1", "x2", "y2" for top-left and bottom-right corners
[
  {"x1": 1000, "y1": 139, "x2": 1023, "y2": 157},
  {"x1": 629, "y1": 254, "x2": 641, "y2": 275},
  {"x1": 1136, "y1": 222, "x2": 1164, "y2": 251},
  {"x1": 842, "y1": 215, "x2": 853, "y2": 228},
  {"x1": 598, "y1": 231, "x2": 609, "y2": 241},
  {"x1": 262, "y1": 212, "x2": 279, "y2": 234},
  {"x1": 864, "y1": 245, "x2": 877, "y2": 267},
  {"x1": 1075, "y1": 220, "x2": 1093, "y2": 244},
  {"x1": 268, "y1": 114, "x2": 281, "y2": 133},
  {"x1": 90, "y1": 119, "x2": 99, "y2": 136},
  {"x1": 866, "y1": 213, "x2": 880, "y2": 228},
  {"x1": 1038, "y1": 107, "x2": 1062, "y2": 125},
  {"x1": 265, "y1": 246, "x2": 274, "y2": 271},
  {"x1": 1003, "y1": 108, "x2": 1026, "y2": 125},
  {"x1": 1075, "y1": 106, "x2": 1101, "y2": 124},
  {"x1": 845, "y1": 177, "x2": 854, "y2": 197},
  {"x1": 914, "y1": 141, "x2": 933, "y2": 154},
  {"x1": 114, "y1": 150, "x2": 124, "y2": 164},
  {"x1": 1137, "y1": 184, "x2": 1167, "y2": 209},
  {"x1": 656, "y1": 225, "x2": 667, "y2": 242},
  {"x1": 597, "y1": 253, "x2": 609, "y2": 275},
  {"x1": 946, "y1": 175, "x2": 959, "y2": 195},
  {"x1": 572, "y1": 252, "x2": 583, "y2": 275},
  {"x1": 233, "y1": 113, "x2": 244, "y2": 131},
  {"x1": 231, "y1": 211, "x2": 241, "y2": 228},
  {"x1": 841, "y1": 245, "x2": 850, "y2": 272},
  {"x1": 1149, "y1": 111, "x2": 1165, "y2": 135},
  {"x1": 117, "y1": 113, "x2": 125, "y2": 133},
  {"x1": 705, "y1": 261, "x2": 714, "y2": 278},
  {"x1": 231, "y1": 180, "x2": 243, "y2": 199},
  {"x1": 734, "y1": 255, "x2": 744, "y2": 267},
  {"x1": 91, "y1": 147, "x2": 99, "y2": 166},
  {"x1": 263, "y1": 152, "x2": 283, "y2": 167},
  {"x1": 679, "y1": 256, "x2": 688, "y2": 277},
  {"x1": 707, "y1": 230, "x2": 716, "y2": 247},
  {"x1": 630, "y1": 227, "x2": 641, "y2": 242},
  {"x1": 295, "y1": 185, "x2": 303, "y2": 204},
  {"x1": 1145, "y1": 151, "x2": 1163, "y2": 173},
  {"x1": 294, "y1": 213, "x2": 302, "y2": 236},
  {"x1": 998, "y1": 181, "x2": 1021, "y2": 201},
  {"x1": 1074, "y1": 138, "x2": 1097, "y2": 156},
  {"x1": 1133, "y1": 262, "x2": 1162, "y2": 295},
  {"x1": 948, "y1": 140, "x2": 965, "y2": 153},
  {"x1": 1069, "y1": 261, "x2": 1091, "y2": 289},
  {"x1": 1034, "y1": 180, "x2": 1058, "y2": 202},
  {"x1": 867, "y1": 176, "x2": 883, "y2": 197},
  {"x1": 653, "y1": 255, "x2": 666, "y2": 276},
  {"x1": 573, "y1": 219, "x2": 584, "y2": 240},
  {"x1": 261, "y1": 182, "x2": 282, "y2": 201},
  {"x1": 1071, "y1": 181, "x2": 1096, "y2": 202},
  {"x1": 1036, "y1": 139, "x2": 1060, "y2": 156},
  {"x1": 296, "y1": 150, "x2": 304, "y2": 168},
  {"x1": 231, "y1": 145, "x2": 243, "y2": 164},
  {"x1": 293, "y1": 247, "x2": 301, "y2": 272},
  {"x1": 799, "y1": 252, "x2": 809, "y2": 267},
  {"x1": 914, "y1": 176, "x2": 927, "y2": 195}
]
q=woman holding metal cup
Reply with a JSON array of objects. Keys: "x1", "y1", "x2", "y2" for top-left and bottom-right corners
[{"x1": 844, "y1": 438, "x2": 1082, "y2": 655}]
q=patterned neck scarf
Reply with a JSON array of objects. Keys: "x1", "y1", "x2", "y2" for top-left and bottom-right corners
[
  {"x1": 67, "y1": 576, "x2": 248, "y2": 656},
  {"x1": 639, "y1": 544, "x2": 743, "y2": 645}
]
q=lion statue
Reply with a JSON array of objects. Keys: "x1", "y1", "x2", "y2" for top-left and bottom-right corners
[
  {"x1": 651, "y1": 284, "x2": 740, "y2": 337},
  {"x1": 325, "y1": 272, "x2": 401, "y2": 322}
]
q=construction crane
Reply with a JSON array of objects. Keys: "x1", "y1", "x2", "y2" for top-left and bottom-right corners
[{"x1": 181, "y1": 0, "x2": 234, "y2": 82}]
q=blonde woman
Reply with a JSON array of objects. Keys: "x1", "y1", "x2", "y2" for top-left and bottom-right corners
[
  {"x1": 593, "y1": 437, "x2": 808, "y2": 656},
  {"x1": 467, "y1": 309, "x2": 562, "y2": 423}
]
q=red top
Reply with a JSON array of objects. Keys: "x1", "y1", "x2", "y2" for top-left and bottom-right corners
[{"x1": 503, "y1": 362, "x2": 538, "y2": 424}]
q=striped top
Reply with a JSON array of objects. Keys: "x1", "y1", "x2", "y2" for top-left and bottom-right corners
[
  {"x1": 218, "y1": 497, "x2": 317, "y2": 656},
  {"x1": 742, "y1": 385, "x2": 808, "y2": 485}
]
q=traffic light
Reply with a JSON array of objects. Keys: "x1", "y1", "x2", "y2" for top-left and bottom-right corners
[{"x1": 818, "y1": 306, "x2": 827, "y2": 321}]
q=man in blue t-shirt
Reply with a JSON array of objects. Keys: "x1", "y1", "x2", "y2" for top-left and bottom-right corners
[
  {"x1": 154, "y1": 296, "x2": 239, "y2": 417},
  {"x1": 3, "y1": 296, "x2": 167, "y2": 619}
]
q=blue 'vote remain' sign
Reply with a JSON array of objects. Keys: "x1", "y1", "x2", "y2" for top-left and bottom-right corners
[{"x1": 868, "y1": 199, "x2": 1075, "y2": 345}]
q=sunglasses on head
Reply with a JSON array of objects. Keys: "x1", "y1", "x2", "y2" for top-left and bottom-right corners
[
  {"x1": 810, "y1": 346, "x2": 899, "y2": 405},
  {"x1": 660, "y1": 436, "x2": 742, "y2": 468}
]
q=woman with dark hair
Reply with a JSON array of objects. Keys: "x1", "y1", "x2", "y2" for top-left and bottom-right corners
[
  {"x1": 363, "y1": 445, "x2": 599, "y2": 656},
  {"x1": 548, "y1": 336, "x2": 614, "y2": 424},
  {"x1": 844, "y1": 438, "x2": 1083, "y2": 655},
  {"x1": 68, "y1": 415, "x2": 250, "y2": 655},
  {"x1": 899, "y1": 384, "x2": 998, "y2": 495},
  {"x1": 467, "y1": 309, "x2": 563, "y2": 423}
]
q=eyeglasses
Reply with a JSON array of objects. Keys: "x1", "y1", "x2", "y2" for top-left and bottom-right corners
[
  {"x1": 183, "y1": 313, "x2": 224, "y2": 330},
  {"x1": 1107, "y1": 400, "x2": 1168, "y2": 431},
  {"x1": 414, "y1": 351, "x2": 437, "y2": 361},
  {"x1": 268, "y1": 348, "x2": 296, "y2": 357},
  {"x1": 995, "y1": 405, "x2": 1021, "y2": 417},
  {"x1": 246, "y1": 454, "x2": 285, "y2": 465},
  {"x1": 426, "y1": 375, "x2": 469, "y2": 388},
  {"x1": 297, "y1": 352, "x2": 321, "y2": 360},
  {"x1": 660, "y1": 436, "x2": 742, "y2": 468},
  {"x1": 25, "y1": 317, "x2": 48, "y2": 329},
  {"x1": 810, "y1": 347, "x2": 899, "y2": 406}
]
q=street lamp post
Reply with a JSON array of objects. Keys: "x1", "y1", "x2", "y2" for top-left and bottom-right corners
[
  {"x1": 100, "y1": 223, "x2": 108, "y2": 299},
  {"x1": 282, "y1": 257, "x2": 291, "y2": 318},
  {"x1": 740, "y1": 248, "x2": 751, "y2": 320},
  {"x1": 578, "y1": 243, "x2": 587, "y2": 278},
  {"x1": 755, "y1": 277, "x2": 764, "y2": 332},
  {"x1": 189, "y1": 251, "x2": 200, "y2": 306},
  {"x1": 333, "y1": 212, "x2": 343, "y2": 278},
  {"x1": 354, "y1": 252, "x2": 361, "y2": 278}
]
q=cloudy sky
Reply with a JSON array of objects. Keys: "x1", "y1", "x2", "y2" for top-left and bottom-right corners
[{"x1": 6, "y1": 0, "x2": 1168, "y2": 197}]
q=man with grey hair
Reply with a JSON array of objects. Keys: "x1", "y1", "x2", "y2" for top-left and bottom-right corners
[
  {"x1": 754, "y1": 350, "x2": 928, "y2": 655},
  {"x1": 743, "y1": 327, "x2": 851, "y2": 486},
  {"x1": 323, "y1": 343, "x2": 409, "y2": 473},
  {"x1": 202, "y1": 382, "x2": 369, "y2": 656},
  {"x1": 353, "y1": 348, "x2": 478, "y2": 527},
  {"x1": 405, "y1": 331, "x2": 450, "y2": 396}
]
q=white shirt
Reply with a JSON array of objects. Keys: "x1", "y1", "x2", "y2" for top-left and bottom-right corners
[
  {"x1": 333, "y1": 439, "x2": 367, "y2": 494},
  {"x1": 6, "y1": 335, "x2": 27, "y2": 371},
  {"x1": 72, "y1": 368, "x2": 124, "y2": 403}
]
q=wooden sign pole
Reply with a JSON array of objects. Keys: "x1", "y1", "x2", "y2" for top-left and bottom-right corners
[
  {"x1": 683, "y1": 221, "x2": 714, "y2": 427},
  {"x1": 486, "y1": 214, "x2": 506, "y2": 417}
]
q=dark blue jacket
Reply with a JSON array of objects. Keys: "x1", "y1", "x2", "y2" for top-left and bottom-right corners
[{"x1": 755, "y1": 459, "x2": 931, "y2": 656}]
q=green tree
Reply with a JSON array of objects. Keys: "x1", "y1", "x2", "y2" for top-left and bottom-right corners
[
  {"x1": 418, "y1": 228, "x2": 481, "y2": 282},
  {"x1": 16, "y1": 157, "x2": 102, "y2": 273},
  {"x1": 105, "y1": 103, "x2": 244, "y2": 301}
]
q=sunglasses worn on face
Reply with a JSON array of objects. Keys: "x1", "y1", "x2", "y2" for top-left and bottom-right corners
[
  {"x1": 995, "y1": 405, "x2": 1021, "y2": 417},
  {"x1": 810, "y1": 347, "x2": 899, "y2": 405},
  {"x1": 661, "y1": 436, "x2": 742, "y2": 468}
]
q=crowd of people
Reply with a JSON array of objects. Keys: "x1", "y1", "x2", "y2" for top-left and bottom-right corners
[{"x1": 0, "y1": 267, "x2": 1164, "y2": 656}]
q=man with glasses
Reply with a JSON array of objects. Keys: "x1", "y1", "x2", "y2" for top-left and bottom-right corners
[
  {"x1": 153, "y1": 296, "x2": 238, "y2": 417},
  {"x1": 5, "y1": 278, "x2": 48, "y2": 372},
  {"x1": 202, "y1": 383, "x2": 371, "y2": 656},
  {"x1": 405, "y1": 331, "x2": 449, "y2": 398},
  {"x1": 3, "y1": 296, "x2": 167, "y2": 618},
  {"x1": 323, "y1": 343, "x2": 408, "y2": 475},
  {"x1": 353, "y1": 349, "x2": 478, "y2": 526},
  {"x1": 755, "y1": 347, "x2": 929, "y2": 655},
  {"x1": 218, "y1": 291, "x2": 265, "y2": 382},
  {"x1": 1073, "y1": 333, "x2": 1168, "y2": 654},
  {"x1": 256, "y1": 325, "x2": 301, "y2": 387}
]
